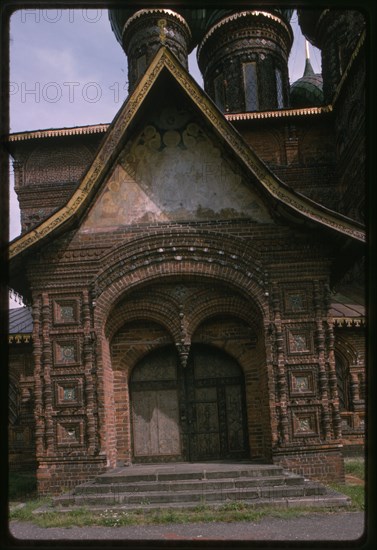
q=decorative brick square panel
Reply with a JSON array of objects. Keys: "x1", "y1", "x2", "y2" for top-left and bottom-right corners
[
  {"x1": 53, "y1": 339, "x2": 80, "y2": 366},
  {"x1": 340, "y1": 413, "x2": 353, "y2": 431},
  {"x1": 286, "y1": 327, "x2": 313, "y2": 355},
  {"x1": 53, "y1": 378, "x2": 83, "y2": 407},
  {"x1": 53, "y1": 298, "x2": 80, "y2": 325},
  {"x1": 56, "y1": 418, "x2": 85, "y2": 447},
  {"x1": 284, "y1": 290, "x2": 308, "y2": 313},
  {"x1": 288, "y1": 365, "x2": 317, "y2": 397},
  {"x1": 281, "y1": 284, "x2": 313, "y2": 316},
  {"x1": 291, "y1": 408, "x2": 320, "y2": 437}
]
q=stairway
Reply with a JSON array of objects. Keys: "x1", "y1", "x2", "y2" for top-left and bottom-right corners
[{"x1": 52, "y1": 462, "x2": 350, "y2": 511}]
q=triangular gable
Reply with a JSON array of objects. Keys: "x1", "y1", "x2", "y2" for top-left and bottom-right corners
[
  {"x1": 80, "y1": 104, "x2": 273, "y2": 230},
  {"x1": 9, "y1": 47, "x2": 365, "y2": 260}
]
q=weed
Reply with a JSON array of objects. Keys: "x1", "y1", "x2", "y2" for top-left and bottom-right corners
[
  {"x1": 9, "y1": 499, "x2": 50, "y2": 521},
  {"x1": 193, "y1": 503, "x2": 210, "y2": 513},
  {"x1": 329, "y1": 483, "x2": 365, "y2": 511},
  {"x1": 98, "y1": 509, "x2": 133, "y2": 527},
  {"x1": 157, "y1": 509, "x2": 181, "y2": 524},
  {"x1": 219, "y1": 500, "x2": 248, "y2": 512},
  {"x1": 344, "y1": 457, "x2": 365, "y2": 480}
]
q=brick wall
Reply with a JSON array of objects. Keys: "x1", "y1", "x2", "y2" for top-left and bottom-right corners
[
  {"x1": 235, "y1": 117, "x2": 339, "y2": 211},
  {"x1": 36, "y1": 458, "x2": 107, "y2": 496},
  {"x1": 22, "y1": 215, "x2": 354, "y2": 492},
  {"x1": 274, "y1": 449, "x2": 345, "y2": 483},
  {"x1": 10, "y1": 133, "x2": 102, "y2": 232}
]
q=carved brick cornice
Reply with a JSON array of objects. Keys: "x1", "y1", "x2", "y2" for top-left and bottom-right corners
[
  {"x1": 9, "y1": 334, "x2": 32, "y2": 344},
  {"x1": 332, "y1": 317, "x2": 365, "y2": 328},
  {"x1": 8, "y1": 124, "x2": 109, "y2": 142},
  {"x1": 225, "y1": 106, "x2": 332, "y2": 121}
]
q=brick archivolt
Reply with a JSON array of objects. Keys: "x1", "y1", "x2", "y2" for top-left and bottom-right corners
[
  {"x1": 334, "y1": 334, "x2": 360, "y2": 367},
  {"x1": 105, "y1": 291, "x2": 181, "y2": 342},
  {"x1": 93, "y1": 229, "x2": 268, "y2": 331},
  {"x1": 187, "y1": 291, "x2": 261, "y2": 336},
  {"x1": 105, "y1": 282, "x2": 261, "y2": 352}
]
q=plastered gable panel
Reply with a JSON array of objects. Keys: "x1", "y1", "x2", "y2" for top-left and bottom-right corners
[{"x1": 81, "y1": 106, "x2": 273, "y2": 231}]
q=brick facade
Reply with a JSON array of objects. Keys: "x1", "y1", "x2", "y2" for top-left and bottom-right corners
[
  {"x1": 14, "y1": 215, "x2": 356, "y2": 493},
  {"x1": 8, "y1": 8, "x2": 366, "y2": 494}
]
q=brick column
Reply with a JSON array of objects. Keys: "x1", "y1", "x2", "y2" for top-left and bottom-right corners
[
  {"x1": 314, "y1": 281, "x2": 332, "y2": 439},
  {"x1": 271, "y1": 283, "x2": 289, "y2": 444},
  {"x1": 32, "y1": 295, "x2": 44, "y2": 456},
  {"x1": 41, "y1": 292, "x2": 54, "y2": 452}
]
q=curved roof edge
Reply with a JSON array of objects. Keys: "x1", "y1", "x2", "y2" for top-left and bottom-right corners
[{"x1": 8, "y1": 47, "x2": 365, "y2": 262}]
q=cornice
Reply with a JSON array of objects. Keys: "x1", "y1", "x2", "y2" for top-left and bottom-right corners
[
  {"x1": 332, "y1": 317, "x2": 365, "y2": 328},
  {"x1": 7, "y1": 107, "x2": 330, "y2": 143},
  {"x1": 8, "y1": 124, "x2": 109, "y2": 142},
  {"x1": 225, "y1": 106, "x2": 332, "y2": 121},
  {"x1": 9, "y1": 334, "x2": 32, "y2": 344}
]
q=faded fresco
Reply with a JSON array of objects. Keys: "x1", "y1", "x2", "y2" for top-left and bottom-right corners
[{"x1": 81, "y1": 107, "x2": 273, "y2": 231}]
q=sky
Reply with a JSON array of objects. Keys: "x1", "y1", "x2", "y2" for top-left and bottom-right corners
[{"x1": 8, "y1": 8, "x2": 321, "y2": 305}]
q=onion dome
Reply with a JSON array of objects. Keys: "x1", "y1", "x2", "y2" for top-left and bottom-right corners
[
  {"x1": 197, "y1": 10, "x2": 293, "y2": 113},
  {"x1": 108, "y1": 7, "x2": 295, "y2": 99},
  {"x1": 109, "y1": 8, "x2": 203, "y2": 53},
  {"x1": 109, "y1": 8, "x2": 193, "y2": 91},
  {"x1": 109, "y1": 8, "x2": 294, "y2": 54},
  {"x1": 290, "y1": 42, "x2": 323, "y2": 108}
]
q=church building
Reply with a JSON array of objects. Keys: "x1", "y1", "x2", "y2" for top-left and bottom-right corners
[{"x1": 8, "y1": 7, "x2": 366, "y2": 495}]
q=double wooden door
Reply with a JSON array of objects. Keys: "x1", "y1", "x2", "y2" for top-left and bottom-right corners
[{"x1": 130, "y1": 345, "x2": 248, "y2": 462}]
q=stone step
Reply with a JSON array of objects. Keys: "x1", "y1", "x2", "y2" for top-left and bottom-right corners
[
  {"x1": 73, "y1": 475, "x2": 306, "y2": 495},
  {"x1": 49, "y1": 463, "x2": 349, "y2": 512},
  {"x1": 54, "y1": 481, "x2": 326, "y2": 508},
  {"x1": 92, "y1": 465, "x2": 287, "y2": 485},
  {"x1": 38, "y1": 493, "x2": 351, "y2": 515}
]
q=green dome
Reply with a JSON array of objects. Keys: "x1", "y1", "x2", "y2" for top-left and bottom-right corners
[{"x1": 290, "y1": 63, "x2": 324, "y2": 108}]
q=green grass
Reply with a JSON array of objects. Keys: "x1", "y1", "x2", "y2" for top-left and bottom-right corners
[
  {"x1": 326, "y1": 456, "x2": 365, "y2": 512},
  {"x1": 344, "y1": 457, "x2": 365, "y2": 480},
  {"x1": 329, "y1": 484, "x2": 365, "y2": 511},
  {"x1": 10, "y1": 501, "x2": 357, "y2": 529}
]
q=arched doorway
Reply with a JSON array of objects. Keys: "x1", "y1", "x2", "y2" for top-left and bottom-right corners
[{"x1": 130, "y1": 344, "x2": 249, "y2": 462}]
